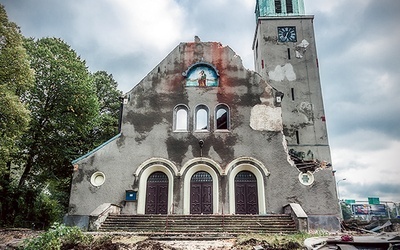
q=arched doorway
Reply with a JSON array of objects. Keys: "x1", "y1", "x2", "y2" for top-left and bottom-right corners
[
  {"x1": 190, "y1": 171, "x2": 213, "y2": 214},
  {"x1": 235, "y1": 171, "x2": 259, "y2": 214},
  {"x1": 145, "y1": 171, "x2": 168, "y2": 214}
]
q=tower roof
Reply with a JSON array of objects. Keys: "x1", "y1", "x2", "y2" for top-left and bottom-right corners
[{"x1": 255, "y1": 0, "x2": 305, "y2": 19}]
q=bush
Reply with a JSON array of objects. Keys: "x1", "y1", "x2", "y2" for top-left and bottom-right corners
[
  {"x1": 33, "y1": 192, "x2": 65, "y2": 228},
  {"x1": 22, "y1": 223, "x2": 92, "y2": 250}
]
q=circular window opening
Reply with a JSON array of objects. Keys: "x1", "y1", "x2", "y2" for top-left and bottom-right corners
[
  {"x1": 91, "y1": 172, "x2": 106, "y2": 187},
  {"x1": 298, "y1": 171, "x2": 314, "y2": 186}
]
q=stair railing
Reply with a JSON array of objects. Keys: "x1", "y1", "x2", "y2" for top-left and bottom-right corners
[
  {"x1": 89, "y1": 203, "x2": 121, "y2": 231},
  {"x1": 165, "y1": 202, "x2": 174, "y2": 233},
  {"x1": 222, "y1": 205, "x2": 225, "y2": 232}
]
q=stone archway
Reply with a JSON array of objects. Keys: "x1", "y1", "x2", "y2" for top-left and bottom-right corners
[
  {"x1": 136, "y1": 158, "x2": 177, "y2": 214},
  {"x1": 181, "y1": 158, "x2": 221, "y2": 214},
  {"x1": 227, "y1": 157, "x2": 268, "y2": 214}
]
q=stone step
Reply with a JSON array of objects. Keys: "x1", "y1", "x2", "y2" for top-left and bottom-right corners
[
  {"x1": 105, "y1": 215, "x2": 294, "y2": 222},
  {"x1": 102, "y1": 219, "x2": 294, "y2": 226},
  {"x1": 101, "y1": 224, "x2": 295, "y2": 229},
  {"x1": 98, "y1": 228, "x2": 296, "y2": 233},
  {"x1": 105, "y1": 217, "x2": 294, "y2": 221},
  {"x1": 98, "y1": 214, "x2": 297, "y2": 234},
  {"x1": 102, "y1": 221, "x2": 294, "y2": 226}
]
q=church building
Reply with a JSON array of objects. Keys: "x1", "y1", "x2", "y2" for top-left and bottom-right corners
[{"x1": 66, "y1": 0, "x2": 340, "y2": 231}]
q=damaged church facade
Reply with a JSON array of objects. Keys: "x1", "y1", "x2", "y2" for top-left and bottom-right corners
[{"x1": 66, "y1": 0, "x2": 340, "y2": 231}]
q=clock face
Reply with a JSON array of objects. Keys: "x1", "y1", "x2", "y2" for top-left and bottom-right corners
[{"x1": 278, "y1": 26, "x2": 297, "y2": 42}]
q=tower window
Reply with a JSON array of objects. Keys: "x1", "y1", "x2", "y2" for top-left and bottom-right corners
[
  {"x1": 291, "y1": 88, "x2": 295, "y2": 101},
  {"x1": 295, "y1": 130, "x2": 300, "y2": 144},
  {"x1": 287, "y1": 48, "x2": 291, "y2": 60},
  {"x1": 215, "y1": 104, "x2": 230, "y2": 130},
  {"x1": 286, "y1": 0, "x2": 293, "y2": 13},
  {"x1": 275, "y1": 0, "x2": 282, "y2": 14},
  {"x1": 174, "y1": 105, "x2": 189, "y2": 131},
  {"x1": 195, "y1": 105, "x2": 209, "y2": 131}
]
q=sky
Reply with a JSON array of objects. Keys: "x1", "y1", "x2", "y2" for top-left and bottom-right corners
[{"x1": 2, "y1": 0, "x2": 400, "y2": 204}]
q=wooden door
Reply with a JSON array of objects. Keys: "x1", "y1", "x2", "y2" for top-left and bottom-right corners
[
  {"x1": 145, "y1": 171, "x2": 168, "y2": 214},
  {"x1": 235, "y1": 171, "x2": 258, "y2": 214},
  {"x1": 190, "y1": 171, "x2": 213, "y2": 214}
]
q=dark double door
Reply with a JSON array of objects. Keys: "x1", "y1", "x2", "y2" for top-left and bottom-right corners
[
  {"x1": 190, "y1": 171, "x2": 213, "y2": 214},
  {"x1": 145, "y1": 170, "x2": 258, "y2": 215},
  {"x1": 235, "y1": 171, "x2": 259, "y2": 214},
  {"x1": 145, "y1": 172, "x2": 168, "y2": 214}
]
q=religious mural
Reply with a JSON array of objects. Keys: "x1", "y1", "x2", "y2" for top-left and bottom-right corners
[{"x1": 184, "y1": 64, "x2": 218, "y2": 87}]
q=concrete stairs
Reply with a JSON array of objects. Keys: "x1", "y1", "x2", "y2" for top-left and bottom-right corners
[{"x1": 98, "y1": 214, "x2": 297, "y2": 235}]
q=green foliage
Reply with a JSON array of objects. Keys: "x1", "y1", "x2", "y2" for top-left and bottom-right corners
[
  {"x1": 0, "y1": 4, "x2": 33, "y2": 169},
  {"x1": 87, "y1": 71, "x2": 122, "y2": 149},
  {"x1": 23, "y1": 223, "x2": 92, "y2": 250},
  {"x1": 0, "y1": 3, "x2": 34, "y2": 227},
  {"x1": 0, "y1": 6, "x2": 121, "y2": 228},
  {"x1": 0, "y1": 89, "x2": 30, "y2": 164},
  {"x1": 19, "y1": 37, "x2": 99, "y2": 185},
  {"x1": 34, "y1": 192, "x2": 64, "y2": 226},
  {"x1": 341, "y1": 202, "x2": 353, "y2": 220},
  {"x1": 0, "y1": 4, "x2": 33, "y2": 96},
  {"x1": 5, "y1": 36, "x2": 104, "y2": 227}
]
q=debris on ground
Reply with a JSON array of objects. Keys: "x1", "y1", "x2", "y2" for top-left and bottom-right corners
[
  {"x1": 237, "y1": 237, "x2": 301, "y2": 250},
  {"x1": 159, "y1": 239, "x2": 236, "y2": 250},
  {"x1": 342, "y1": 219, "x2": 399, "y2": 234},
  {"x1": 0, "y1": 228, "x2": 41, "y2": 249}
]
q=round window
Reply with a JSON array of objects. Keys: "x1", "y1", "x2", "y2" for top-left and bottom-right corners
[
  {"x1": 298, "y1": 171, "x2": 314, "y2": 186},
  {"x1": 90, "y1": 172, "x2": 106, "y2": 187}
]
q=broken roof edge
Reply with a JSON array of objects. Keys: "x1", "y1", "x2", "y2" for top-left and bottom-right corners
[
  {"x1": 71, "y1": 133, "x2": 122, "y2": 165},
  {"x1": 124, "y1": 40, "x2": 241, "y2": 95}
]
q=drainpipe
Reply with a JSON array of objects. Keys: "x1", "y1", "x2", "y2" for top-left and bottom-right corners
[{"x1": 118, "y1": 96, "x2": 126, "y2": 133}]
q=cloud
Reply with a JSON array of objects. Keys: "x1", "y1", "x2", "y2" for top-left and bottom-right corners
[
  {"x1": 175, "y1": 0, "x2": 255, "y2": 63},
  {"x1": 313, "y1": 0, "x2": 400, "y2": 143},
  {"x1": 2, "y1": 0, "x2": 400, "y2": 202},
  {"x1": 340, "y1": 182, "x2": 400, "y2": 203},
  {"x1": 333, "y1": 140, "x2": 400, "y2": 201},
  {"x1": 69, "y1": 0, "x2": 188, "y2": 56}
]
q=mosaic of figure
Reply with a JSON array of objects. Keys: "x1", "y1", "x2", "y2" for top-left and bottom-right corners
[{"x1": 185, "y1": 65, "x2": 218, "y2": 87}]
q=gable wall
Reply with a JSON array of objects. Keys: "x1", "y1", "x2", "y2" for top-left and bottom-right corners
[{"x1": 68, "y1": 41, "x2": 339, "y2": 226}]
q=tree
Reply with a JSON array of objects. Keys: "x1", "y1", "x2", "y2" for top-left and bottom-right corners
[
  {"x1": 9, "y1": 37, "x2": 100, "y2": 225},
  {"x1": 20, "y1": 37, "x2": 99, "y2": 185},
  {"x1": 341, "y1": 202, "x2": 353, "y2": 220},
  {"x1": 0, "y1": 6, "x2": 122, "y2": 227},
  {"x1": 89, "y1": 71, "x2": 122, "y2": 147},
  {"x1": 0, "y1": 4, "x2": 34, "y2": 225}
]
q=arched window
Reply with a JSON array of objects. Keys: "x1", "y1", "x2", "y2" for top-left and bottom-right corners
[
  {"x1": 174, "y1": 105, "x2": 189, "y2": 131},
  {"x1": 195, "y1": 105, "x2": 209, "y2": 131},
  {"x1": 215, "y1": 104, "x2": 229, "y2": 130}
]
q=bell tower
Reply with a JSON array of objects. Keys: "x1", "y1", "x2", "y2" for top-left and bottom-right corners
[{"x1": 253, "y1": 0, "x2": 331, "y2": 165}]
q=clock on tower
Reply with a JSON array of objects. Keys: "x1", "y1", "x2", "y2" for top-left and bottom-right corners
[{"x1": 277, "y1": 26, "x2": 297, "y2": 42}]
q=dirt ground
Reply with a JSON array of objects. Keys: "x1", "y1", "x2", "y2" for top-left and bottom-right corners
[
  {"x1": 0, "y1": 229, "x2": 302, "y2": 250},
  {"x1": 0, "y1": 228, "x2": 41, "y2": 249}
]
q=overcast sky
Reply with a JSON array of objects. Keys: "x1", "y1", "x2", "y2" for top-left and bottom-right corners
[{"x1": 2, "y1": 0, "x2": 400, "y2": 204}]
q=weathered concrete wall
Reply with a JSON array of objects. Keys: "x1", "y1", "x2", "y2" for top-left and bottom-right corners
[
  {"x1": 67, "y1": 39, "x2": 339, "y2": 230},
  {"x1": 253, "y1": 16, "x2": 331, "y2": 164},
  {"x1": 252, "y1": 15, "x2": 340, "y2": 227}
]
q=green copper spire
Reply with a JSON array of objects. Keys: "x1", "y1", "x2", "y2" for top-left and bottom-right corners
[{"x1": 255, "y1": 0, "x2": 305, "y2": 19}]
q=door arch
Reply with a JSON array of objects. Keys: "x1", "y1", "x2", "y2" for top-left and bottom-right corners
[
  {"x1": 190, "y1": 171, "x2": 213, "y2": 214},
  {"x1": 145, "y1": 171, "x2": 168, "y2": 214},
  {"x1": 235, "y1": 171, "x2": 259, "y2": 214}
]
